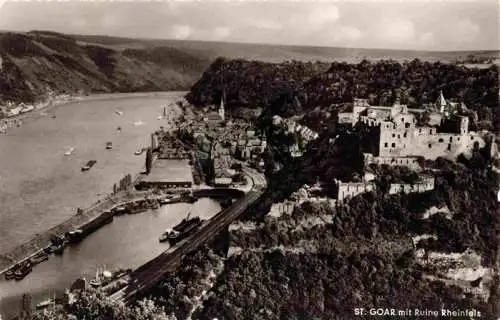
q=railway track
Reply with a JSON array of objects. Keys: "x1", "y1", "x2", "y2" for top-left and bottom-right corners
[{"x1": 110, "y1": 168, "x2": 265, "y2": 304}]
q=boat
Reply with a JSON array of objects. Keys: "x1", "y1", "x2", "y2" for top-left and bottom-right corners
[
  {"x1": 81, "y1": 160, "x2": 97, "y2": 171},
  {"x1": 14, "y1": 260, "x2": 33, "y2": 281},
  {"x1": 66, "y1": 229, "x2": 84, "y2": 244},
  {"x1": 32, "y1": 252, "x2": 49, "y2": 264},
  {"x1": 50, "y1": 243, "x2": 64, "y2": 255},
  {"x1": 117, "y1": 126, "x2": 122, "y2": 132},
  {"x1": 132, "y1": 120, "x2": 145, "y2": 126},
  {"x1": 36, "y1": 294, "x2": 55, "y2": 310},
  {"x1": 64, "y1": 147, "x2": 75, "y2": 156},
  {"x1": 159, "y1": 230, "x2": 171, "y2": 243},
  {"x1": 134, "y1": 148, "x2": 143, "y2": 155},
  {"x1": 168, "y1": 213, "x2": 202, "y2": 245},
  {"x1": 114, "y1": 109, "x2": 123, "y2": 116},
  {"x1": 106, "y1": 142, "x2": 113, "y2": 150},
  {"x1": 4, "y1": 264, "x2": 20, "y2": 280},
  {"x1": 157, "y1": 116, "x2": 163, "y2": 120}
]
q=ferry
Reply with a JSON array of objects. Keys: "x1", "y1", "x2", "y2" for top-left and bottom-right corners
[
  {"x1": 81, "y1": 160, "x2": 97, "y2": 171},
  {"x1": 106, "y1": 142, "x2": 113, "y2": 150},
  {"x1": 64, "y1": 147, "x2": 75, "y2": 156}
]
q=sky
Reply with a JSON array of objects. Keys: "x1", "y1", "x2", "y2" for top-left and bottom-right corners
[{"x1": 0, "y1": 0, "x2": 498, "y2": 51}]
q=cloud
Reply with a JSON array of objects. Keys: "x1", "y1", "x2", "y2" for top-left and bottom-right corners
[
  {"x1": 171, "y1": 24, "x2": 191, "y2": 40},
  {"x1": 100, "y1": 15, "x2": 118, "y2": 29},
  {"x1": 213, "y1": 27, "x2": 231, "y2": 40},
  {"x1": 307, "y1": 5, "x2": 340, "y2": 28},
  {"x1": 247, "y1": 18, "x2": 282, "y2": 31},
  {"x1": 377, "y1": 17, "x2": 415, "y2": 44},
  {"x1": 333, "y1": 26, "x2": 363, "y2": 44},
  {"x1": 418, "y1": 32, "x2": 435, "y2": 48}
]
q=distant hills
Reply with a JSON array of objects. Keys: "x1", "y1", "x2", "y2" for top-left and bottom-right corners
[{"x1": 0, "y1": 30, "x2": 498, "y2": 105}]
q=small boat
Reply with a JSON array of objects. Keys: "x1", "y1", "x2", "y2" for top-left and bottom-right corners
[
  {"x1": 4, "y1": 264, "x2": 19, "y2": 280},
  {"x1": 51, "y1": 115, "x2": 56, "y2": 119},
  {"x1": 66, "y1": 229, "x2": 84, "y2": 244},
  {"x1": 32, "y1": 252, "x2": 49, "y2": 264},
  {"x1": 64, "y1": 147, "x2": 75, "y2": 156},
  {"x1": 114, "y1": 109, "x2": 123, "y2": 116},
  {"x1": 50, "y1": 243, "x2": 64, "y2": 255},
  {"x1": 157, "y1": 116, "x2": 163, "y2": 120},
  {"x1": 132, "y1": 120, "x2": 145, "y2": 126},
  {"x1": 36, "y1": 295, "x2": 55, "y2": 310},
  {"x1": 106, "y1": 142, "x2": 113, "y2": 150},
  {"x1": 159, "y1": 230, "x2": 172, "y2": 243},
  {"x1": 81, "y1": 160, "x2": 97, "y2": 171},
  {"x1": 14, "y1": 261, "x2": 32, "y2": 281},
  {"x1": 117, "y1": 126, "x2": 122, "y2": 132},
  {"x1": 134, "y1": 148, "x2": 143, "y2": 155}
]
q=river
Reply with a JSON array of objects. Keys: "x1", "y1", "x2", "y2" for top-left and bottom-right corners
[{"x1": 0, "y1": 92, "x2": 221, "y2": 319}]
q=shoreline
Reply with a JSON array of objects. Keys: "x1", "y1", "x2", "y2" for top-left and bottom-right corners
[
  {"x1": 0, "y1": 92, "x2": 187, "y2": 274},
  {"x1": 0, "y1": 91, "x2": 187, "y2": 130}
]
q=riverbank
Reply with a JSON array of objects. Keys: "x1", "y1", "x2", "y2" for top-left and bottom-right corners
[
  {"x1": 0, "y1": 189, "x2": 141, "y2": 275},
  {"x1": 0, "y1": 91, "x2": 186, "y2": 132}
]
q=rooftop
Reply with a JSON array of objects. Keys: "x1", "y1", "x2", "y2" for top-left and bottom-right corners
[{"x1": 141, "y1": 159, "x2": 193, "y2": 184}]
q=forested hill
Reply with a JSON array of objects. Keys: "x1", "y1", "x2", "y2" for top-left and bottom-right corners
[
  {"x1": 185, "y1": 58, "x2": 331, "y2": 115},
  {"x1": 186, "y1": 58, "x2": 499, "y2": 127},
  {"x1": 0, "y1": 31, "x2": 212, "y2": 104}
]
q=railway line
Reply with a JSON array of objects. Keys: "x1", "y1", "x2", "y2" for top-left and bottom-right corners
[{"x1": 109, "y1": 167, "x2": 265, "y2": 304}]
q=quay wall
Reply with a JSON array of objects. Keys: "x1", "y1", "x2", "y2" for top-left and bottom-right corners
[{"x1": 0, "y1": 190, "x2": 147, "y2": 274}]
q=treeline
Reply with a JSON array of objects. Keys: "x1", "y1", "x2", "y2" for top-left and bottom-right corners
[
  {"x1": 195, "y1": 249, "x2": 489, "y2": 320},
  {"x1": 186, "y1": 58, "x2": 499, "y2": 129}
]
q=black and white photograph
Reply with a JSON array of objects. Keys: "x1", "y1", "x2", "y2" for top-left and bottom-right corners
[{"x1": 0, "y1": 0, "x2": 498, "y2": 319}]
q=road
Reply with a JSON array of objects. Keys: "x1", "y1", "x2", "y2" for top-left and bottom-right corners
[{"x1": 109, "y1": 167, "x2": 266, "y2": 304}]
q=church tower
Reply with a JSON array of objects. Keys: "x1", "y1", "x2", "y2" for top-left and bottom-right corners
[
  {"x1": 436, "y1": 90, "x2": 447, "y2": 113},
  {"x1": 218, "y1": 91, "x2": 225, "y2": 121}
]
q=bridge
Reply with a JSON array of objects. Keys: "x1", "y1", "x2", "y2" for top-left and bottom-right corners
[{"x1": 109, "y1": 167, "x2": 265, "y2": 305}]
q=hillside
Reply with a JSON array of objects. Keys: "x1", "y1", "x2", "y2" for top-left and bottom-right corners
[
  {"x1": 186, "y1": 58, "x2": 499, "y2": 128},
  {"x1": 0, "y1": 31, "x2": 212, "y2": 104}
]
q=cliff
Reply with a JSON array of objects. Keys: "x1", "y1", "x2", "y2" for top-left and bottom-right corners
[{"x1": 0, "y1": 31, "x2": 212, "y2": 104}]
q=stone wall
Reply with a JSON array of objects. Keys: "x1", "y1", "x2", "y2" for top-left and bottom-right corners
[
  {"x1": 336, "y1": 180, "x2": 376, "y2": 201},
  {"x1": 389, "y1": 177, "x2": 435, "y2": 195},
  {"x1": 363, "y1": 153, "x2": 422, "y2": 171}
]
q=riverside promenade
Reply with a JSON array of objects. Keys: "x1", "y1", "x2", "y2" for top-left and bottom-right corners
[{"x1": 0, "y1": 188, "x2": 154, "y2": 275}]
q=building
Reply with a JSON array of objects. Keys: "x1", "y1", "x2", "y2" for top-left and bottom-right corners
[
  {"x1": 388, "y1": 176, "x2": 435, "y2": 195},
  {"x1": 136, "y1": 159, "x2": 193, "y2": 189},
  {"x1": 203, "y1": 97, "x2": 226, "y2": 124},
  {"x1": 342, "y1": 95, "x2": 486, "y2": 167},
  {"x1": 335, "y1": 179, "x2": 376, "y2": 201}
]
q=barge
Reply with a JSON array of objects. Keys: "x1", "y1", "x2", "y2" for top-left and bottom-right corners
[{"x1": 81, "y1": 160, "x2": 97, "y2": 171}]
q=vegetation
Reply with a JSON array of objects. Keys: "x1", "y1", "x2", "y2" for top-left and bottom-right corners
[
  {"x1": 187, "y1": 58, "x2": 499, "y2": 130},
  {"x1": 0, "y1": 31, "x2": 211, "y2": 105}
]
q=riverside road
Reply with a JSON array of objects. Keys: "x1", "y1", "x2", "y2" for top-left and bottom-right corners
[{"x1": 110, "y1": 169, "x2": 265, "y2": 304}]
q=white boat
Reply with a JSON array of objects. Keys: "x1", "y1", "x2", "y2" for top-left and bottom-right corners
[
  {"x1": 64, "y1": 147, "x2": 75, "y2": 156},
  {"x1": 36, "y1": 293, "x2": 55, "y2": 310},
  {"x1": 134, "y1": 149, "x2": 144, "y2": 155},
  {"x1": 157, "y1": 116, "x2": 163, "y2": 120},
  {"x1": 133, "y1": 120, "x2": 145, "y2": 126}
]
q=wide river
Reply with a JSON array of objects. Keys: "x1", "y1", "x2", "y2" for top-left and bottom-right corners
[{"x1": 0, "y1": 92, "x2": 221, "y2": 319}]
